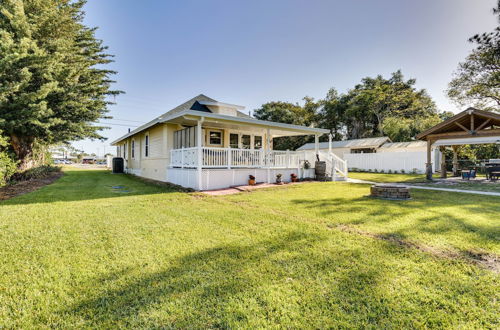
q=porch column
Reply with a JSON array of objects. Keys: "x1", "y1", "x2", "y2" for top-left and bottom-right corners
[
  {"x1": 452, "y1": 145, "x2": 459, "y2": 176},
  {"x1": 328, "y1": 133, "x2": 332, "y2": 154},
  {"x1": 314, "y1": 134, "x2": 319, "y2": 158},
  {"x1": 439, "y1": 146, "x2": 447, "y2": 179},
  {"x1": 426, "y1": 139, "x2": 433, "y2": 180},
  {"x1": 197, "y1": 118, "x2": 203, "y2": 190},
  {"x1": 266, "y1": 128, "x2": 271, "y2": 183}
]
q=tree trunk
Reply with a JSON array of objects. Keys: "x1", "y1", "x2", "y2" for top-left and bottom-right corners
[{"x1": 10, "y1": 134, "x2": 35, "y2": 170}]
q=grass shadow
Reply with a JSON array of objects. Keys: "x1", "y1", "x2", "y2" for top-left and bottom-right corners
[
  {"x1": 61, "y1": 231, "x2": 390, "y2": 327},
  {"x1": 0, "y1": 169, "x2": 184, "y2": 206}
]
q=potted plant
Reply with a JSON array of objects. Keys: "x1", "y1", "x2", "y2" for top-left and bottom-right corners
[
  {"x1": 276, "y1": 173, "x2": 283, "y2": 184},
  {"x1": 303, "y1": 160, "x2": 311, "y2": 169},
  {"x1": 248, "y1": 175, "x2": 256, "y2": 186},
  {"x1": 291, "y1": 173, "x2": 298, "y2": 182}
]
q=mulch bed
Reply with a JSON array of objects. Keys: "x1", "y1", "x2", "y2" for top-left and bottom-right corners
[{"x1": 0, "y1": 171, "x2": 63, "y2": 201}]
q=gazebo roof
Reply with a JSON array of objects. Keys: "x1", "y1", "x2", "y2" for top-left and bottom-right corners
[{"x1": 416, "y1": 108, "x2": 500, "y2": 141}]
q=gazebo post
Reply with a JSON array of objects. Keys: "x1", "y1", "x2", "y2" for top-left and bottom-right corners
[
  {"x1": 452, "y1": 145, "x2": 459, "y2": 176},
  {"x1": 426, "y1": 139, "x2": 433, "y2": 180},
  {"x1": 439, "y1": 146, "x2": 447, "y2": 179}
]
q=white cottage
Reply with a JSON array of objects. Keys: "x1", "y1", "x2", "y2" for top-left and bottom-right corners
[{"x1": 111, "y1": 94, "x2": 347, "y2": 190}]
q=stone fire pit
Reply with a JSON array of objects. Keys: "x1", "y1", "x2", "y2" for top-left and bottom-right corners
[{"x1": 370, "y1": 184, "x2": 411, "y2": 200}]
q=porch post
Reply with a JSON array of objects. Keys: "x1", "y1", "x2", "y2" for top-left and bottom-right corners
[
  {"x1": 439, "y1": 146, "x2": 447, "y2": 179},
  {"x1": 197, "y1": 118, "x2": 203, "y2": 190},
  {"x1": 452, "y1": 145, "x2": 459, "y2": 176},
  {"x1": 426, "y1": 139, "x2": 433, "y2": 180},
  {"x1": 266, "y1": 128, "x2": 271, "y2": 183},
  {"x1": 328, "y1": 133, "x2": 332, "y2": 154},
  {"x1": 314, "y1": 134, "x2": 319, "y2": 159}
]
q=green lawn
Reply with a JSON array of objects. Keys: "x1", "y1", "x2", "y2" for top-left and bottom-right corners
[
  {"x1": 349, "y1": 171, "x2": 428, "y2": 183},
  {"x1": 0, "y1": 168, "x2": 499, "y2": 328},
  {"x1": 349, "y1": 172, "x2": 500, "y2": 193}
]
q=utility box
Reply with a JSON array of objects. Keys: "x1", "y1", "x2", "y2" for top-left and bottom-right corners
[{"x1": 112, "y1": 157, "x2": 124, "y2": 174}]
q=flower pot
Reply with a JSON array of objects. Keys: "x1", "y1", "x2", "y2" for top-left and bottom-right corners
[
  {"x1": 291, "y1": 178, "x2": 298, "y2": 183},
  {"x1": 248, "y1": 179, "x2": 256, "y2": 185}
]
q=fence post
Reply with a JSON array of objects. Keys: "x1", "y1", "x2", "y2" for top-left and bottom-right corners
[
  {"x1": 286, "y1": 149, "x2": 290, "y2": 168},
  {"x1": 181, "y1": 147, "x2": 184, "y2": 169},
  {"x1": 227, "y1": 148, "x2": 231, "y2": 169},
  {"x1": 332, "y1": 156, "x2": 336, "y2": 181}
]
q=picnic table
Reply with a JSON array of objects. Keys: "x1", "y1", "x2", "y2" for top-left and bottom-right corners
[{"x1": 490, "y1": 171, "x2": 500, "y2": 181}]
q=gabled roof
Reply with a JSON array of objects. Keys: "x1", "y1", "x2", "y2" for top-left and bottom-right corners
[
  {"x1": 297, "y1": 137, "x2": 390, "y2": 151},
  {"x1": 111, "y1": 94, "x2": 251, "y2": 144},
  {"x1": 416, "y1": 108, "x2": 500, "y2": 140},
  {"x1": 111, "y1": 94, "x2": 327, "y2": 145}
]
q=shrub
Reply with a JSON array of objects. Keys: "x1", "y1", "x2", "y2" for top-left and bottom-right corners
[
  {"x1": 411, "y1": 168, "x2": 418, "y2": 174},
  {"x1": 0, "y1": 134, "x2": 18, "y2": 187},
  {"x1": 0, "y1": 152, "x2": 17, "y2": 187},
  {"x1": 401, "y1": 169, "x2": 405, "y2": 174},
  {"x1": 388, "y1": 169, "x2": 393, "y2": 174},
  {"x1": 10, "y1": 165, "x2": 60, "y2": 183}
]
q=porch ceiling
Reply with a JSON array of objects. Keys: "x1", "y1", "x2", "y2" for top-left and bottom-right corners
[{"x1": 163, "y1": 110, "x2": 329, "y2": 137}]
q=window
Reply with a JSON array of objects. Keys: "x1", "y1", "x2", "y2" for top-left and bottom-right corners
[
  {"x1": 254, "y1": 136, "x2": 262, "y2": 149},
  {"x1": 173, "y1": 127, "x2": 197, "y2": 148},
  {"x1": 131, "y1": 140, "x2": 135, "y2": 158},
  {"x1": 145, "y1": 134, "x2": 149, "y2": 157},
  {"x1": 242, "y1": 134, "x2": 251, "y2": 149},
  {"x1": 209, "y1": 131, "x2": 222, "y2": 146},
  {"x1": 230, "y1": 133, "x2": 239, "y2": 148}
]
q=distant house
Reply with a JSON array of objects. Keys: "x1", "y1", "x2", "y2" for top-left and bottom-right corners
[
  {"x1": 111, "y1": 94, "x2": 346, "y2": 190},
  {"x1": 297, "y1": 137, "x2": 390, "y2": 158},
  {"x1": 82, "y1": 157, "x2": 96, "y2": 164}
]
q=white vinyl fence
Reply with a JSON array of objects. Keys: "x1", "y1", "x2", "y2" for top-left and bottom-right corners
[{"x1": 344, "y1": 151, "x2": 430, "y2": 174}]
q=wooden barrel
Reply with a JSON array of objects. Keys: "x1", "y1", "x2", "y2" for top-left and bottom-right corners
[{"x1": 315, "y1": 161, "x2": 326, "y2": 176}]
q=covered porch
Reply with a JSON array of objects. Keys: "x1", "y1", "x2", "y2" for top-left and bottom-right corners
[
  {"x1": 165, "y1": 110, "x2": 331, "y2": 171},
  {"x1": 161, "y1": 110, "x2": 344, "y2": 190}
]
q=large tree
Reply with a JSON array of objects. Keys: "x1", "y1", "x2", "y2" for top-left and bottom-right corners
[
  {"x1": 253, "y1": 98, "x2": 319, "y2": 150},
  {"x1": 344, "y1": 70, "x2": 438, "y2": 139},
  {"x1": 0, "y1": 0, "x2": 120, "y2": 169},
  {"x1": 447, "y1": 1, "x2": 500, "y2": 111}
]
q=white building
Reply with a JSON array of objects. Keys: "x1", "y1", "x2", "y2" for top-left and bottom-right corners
[{"x1": 298, "y1": 138, "x2": 439, "y2": 173}]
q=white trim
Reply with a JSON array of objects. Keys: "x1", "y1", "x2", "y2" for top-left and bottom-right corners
[
  {"x1": 112, "y1": 109, "x2": 328, "y2": 145},
  {"x1": 433, "y1": 136, "x2": 500, "y2": 146},
  {"x1": 206, "y1": 129, "x2": 223, "y2": 147},
  {"x1": 198, "y1": 101, "x2": 245, "y2": 110}
]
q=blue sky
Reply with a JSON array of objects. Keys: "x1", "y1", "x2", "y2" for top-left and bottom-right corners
[{"x1": 77, "y1": 0, "x2": 498, "y2": 155}]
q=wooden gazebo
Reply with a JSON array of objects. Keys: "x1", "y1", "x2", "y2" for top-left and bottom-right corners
[{"x1": 416, "y1": 108, "x2": 500, "y2": 180}]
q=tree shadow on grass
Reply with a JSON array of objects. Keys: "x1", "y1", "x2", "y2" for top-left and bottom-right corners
[
  {"x1": 0, "y1": 169, "x2": 184, "y2": 206},
  {"x1": 61, "y1": 231, "x2": 390, "y2": 328},
  {"x1": 291, "y1": 193, "x2": 500, "y2": 250}
]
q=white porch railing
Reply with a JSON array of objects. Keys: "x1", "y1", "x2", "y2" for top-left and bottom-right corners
[
  {"x1": 170, "y1": 147, "x2": 308, "y2": 169},
  {"x1": 319, "y1": 150, "x2": 348, "y2": 180},
  {"x1": 169, "y1": 147, "x2": 348, "y2": 180}
]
